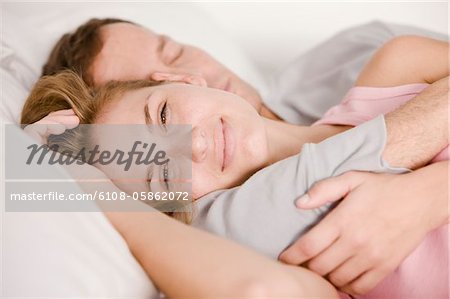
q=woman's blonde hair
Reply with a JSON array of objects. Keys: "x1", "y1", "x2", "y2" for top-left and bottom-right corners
[{"x1": 21, "y1": 70, "x2": 192, "y2": 223}]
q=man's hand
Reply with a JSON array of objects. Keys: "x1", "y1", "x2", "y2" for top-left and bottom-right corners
[{"x1": 279, "y1": 163, "x2": 448, "y2": 296}]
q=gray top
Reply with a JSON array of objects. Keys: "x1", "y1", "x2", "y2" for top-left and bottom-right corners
[
  {"x1": 192, "y1": 21, "x2": 445, "y2": 258},
  {"x1": 192, "y1": 116, "x2": 408, "y2": 258},
  {"x1": 265, "y1": 21, "x2": 448, "y2": 125}
]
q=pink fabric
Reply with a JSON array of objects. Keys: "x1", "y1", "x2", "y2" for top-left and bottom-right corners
[
  {"x1": 315, "y1": 83, "x2": 449, "y2": 298},
  {"x1": 314, "y1": 83, "x2": 448, "y2": 162}
]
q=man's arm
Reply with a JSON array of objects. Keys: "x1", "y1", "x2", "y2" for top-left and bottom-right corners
[
  {"x1": 356, "y1": 36, "x2": 449, "y2": 168},
  {"x1": 281, "y1": 161, "x2": 448, "y2": 296},
  {"x1": 356, "y1": 35, "x2": 449, "y2": 87},
  {"x1": 280, "y1": 38, "x2": 449, "y2": 296},
  {"x1": 280, "y1": 81, "x2": 449, "y2": 294},
  {"x1": 383, "y1": 76, "x2": 448, "y2": 169},
  {"x1": 355, "y1": 36, "x2": 449, "y2": 168}
]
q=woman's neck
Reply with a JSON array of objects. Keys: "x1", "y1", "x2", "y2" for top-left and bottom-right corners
[{"x1": 262, "y1": 118, "x2": 351, "y2": 166}]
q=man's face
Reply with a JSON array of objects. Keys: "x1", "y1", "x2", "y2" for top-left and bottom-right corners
[{"x1": 91, "y1": 22, "x2": 263, "y2": 111}]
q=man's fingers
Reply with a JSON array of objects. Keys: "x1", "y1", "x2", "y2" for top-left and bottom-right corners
[
  {"x1": 295, "y1": 171, "x2": 368, "y2": 209},
  {"x1": 278, "y1": 219, "x2": 339, "y2": 265},
  {"x1": 328, "y1": 255, "x2": 369, "y2": 288},
  {"x1": 340, "y1": 267, "x2": 388, "y2": 296},
  {"x1": 306, "y1": 238, "x2": 353, "y2": 277}
]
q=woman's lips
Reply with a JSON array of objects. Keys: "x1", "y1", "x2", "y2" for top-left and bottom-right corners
[
  {"x1": 214, "y1": 117, "x2": 235, "y2": 172},
  {"x1": 214, "y1": 119, "x2": 224, "y2": 170},
  {"x1": 221, "y1": 118, "x2": 235, "y2": 171}
]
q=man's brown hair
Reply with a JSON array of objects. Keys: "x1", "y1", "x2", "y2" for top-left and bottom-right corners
[{"x1": 42, "y1": 18, "x2": 132, "y2": 86}]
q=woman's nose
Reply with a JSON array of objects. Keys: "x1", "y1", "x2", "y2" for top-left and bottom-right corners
[{"x1": 192, "y1": 127, "x2": 207, "y2": 163}]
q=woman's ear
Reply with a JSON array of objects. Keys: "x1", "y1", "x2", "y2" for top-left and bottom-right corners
[{"x1": 149, "y1": 72, "x2": 207, "y2": 87}]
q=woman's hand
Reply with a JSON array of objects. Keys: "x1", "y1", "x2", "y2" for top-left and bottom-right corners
[
  {"x1": 279, "y1": 162, "x2": 448, "y2": 296},
  {"x1": 23, "y1": 109, "x2": 80, "y2": 144}
]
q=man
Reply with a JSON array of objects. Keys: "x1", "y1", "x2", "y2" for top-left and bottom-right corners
[
  {"x1": 43, "y1": 18, "x2": 278, "y2": 121},
  {"x1": 42, "y1": 18, "x2": 448, "y2": 296}
]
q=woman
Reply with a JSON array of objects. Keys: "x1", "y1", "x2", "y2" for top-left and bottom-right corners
[{"x1": 21, "y1": 35, "x2": 449, "y2": 297}]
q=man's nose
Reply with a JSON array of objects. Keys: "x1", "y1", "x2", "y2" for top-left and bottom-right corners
[{"x1": 192, "y1": 127, "x2": 207, "y2": 163}]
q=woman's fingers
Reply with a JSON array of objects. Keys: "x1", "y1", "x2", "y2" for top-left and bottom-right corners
[
  {"x1": 31, "y1": 120, "x2": 65, "y2": 135},
  {"x1": 40, "y1": 114, "x2": 79, "y2": 126},
  {"x1": 48, "y1": 108, "x2": 75, "y2": 116},
  {"x1": 37, "y1": 115, "x2": 79, "y2": 134},
  {"x1": 23, "y1": 109, "x2": 80, "y2": 144}
]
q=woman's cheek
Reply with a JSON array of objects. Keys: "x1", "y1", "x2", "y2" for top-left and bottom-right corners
[{"x1": 191, "y1": 165, "x2": 215, "y2": 199}]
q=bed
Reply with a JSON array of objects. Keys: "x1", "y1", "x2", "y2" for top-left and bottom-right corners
[{"x1": 1, "y1": 2, "x2": 447, "y2": 297}]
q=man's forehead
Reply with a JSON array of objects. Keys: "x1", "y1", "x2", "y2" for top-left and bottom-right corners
[
  {"x1": 92, "y1": 23, "x2": 161, "y2": 85},
  {"x1": 101, "y1": 22, "x2": 159, "y2": 42}
]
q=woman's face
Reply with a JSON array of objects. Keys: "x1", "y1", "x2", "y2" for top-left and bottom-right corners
[{"x1": 96, "y1": 83, "x2": 269, "y2": 199}]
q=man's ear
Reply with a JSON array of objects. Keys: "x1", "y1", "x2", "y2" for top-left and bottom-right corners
[{"x1": 149, "y1": 72, "x2": 207, "y2": 87}]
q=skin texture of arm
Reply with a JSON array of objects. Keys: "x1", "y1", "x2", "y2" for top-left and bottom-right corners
[
  {"x1": 357, "y1": 36, "x2": 449, "y2": 169},
  {"x1": 67, "y1": 163, "x2": 338, "y2": 298},
  {"x1": 383, "y1": 75, "x2": 449, "y2": 169},
  {"x1": 105, "y1": 208, "x2": 339, "y2": 298},
  {"x1": 26, "y1": 110, "x2": 337, "y2": 298},
  {"x1": 356, "y1": 35, "x2": 449, "y2": 87},
  {"x1": 280, "y1": 36, "x2": 449, "y2": 296}
]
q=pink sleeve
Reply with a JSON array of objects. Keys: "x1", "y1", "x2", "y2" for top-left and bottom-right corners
[
  {"x1": 314, "y1": 83, "x2": 449, "y2": 163},
  {"x1": 314, "y1": 83, "x2": 430, "y2": 127}
]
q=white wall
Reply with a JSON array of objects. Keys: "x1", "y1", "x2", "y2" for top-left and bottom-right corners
[{"x1": 195, "y1": 1, "x2": 448, "y2": 75}]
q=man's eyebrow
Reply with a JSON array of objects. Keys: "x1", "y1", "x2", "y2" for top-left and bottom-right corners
[{"x1": 157, "y1": 35, "x2": 166, "y2": 54}]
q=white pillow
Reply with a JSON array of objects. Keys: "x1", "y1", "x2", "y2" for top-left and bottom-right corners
[
  {"x1": 2, "y1": 124, "x2": 160, "y2": 298},
  {"x1": 1, "y1": 2, "x2": 267, "y2": 297},
  {"x1": 1, "y1": 2, "x2": 268, "y2": 123}
]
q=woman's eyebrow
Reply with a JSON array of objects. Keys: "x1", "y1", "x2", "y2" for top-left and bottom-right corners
[
  {"x1": 144, "y1": 93, "x2": 152, "y2": 125},
  {"x1": 147, "y1": 163, "x2": 154, "y2": 192}
]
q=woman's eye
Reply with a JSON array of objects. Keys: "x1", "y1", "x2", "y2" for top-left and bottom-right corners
[
  {"x1": 163, "y1": 162, "x2": 169, "y2": 189},
  {"x1": 160, "y1": 101, "x2": 167, "y2": 125}
]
